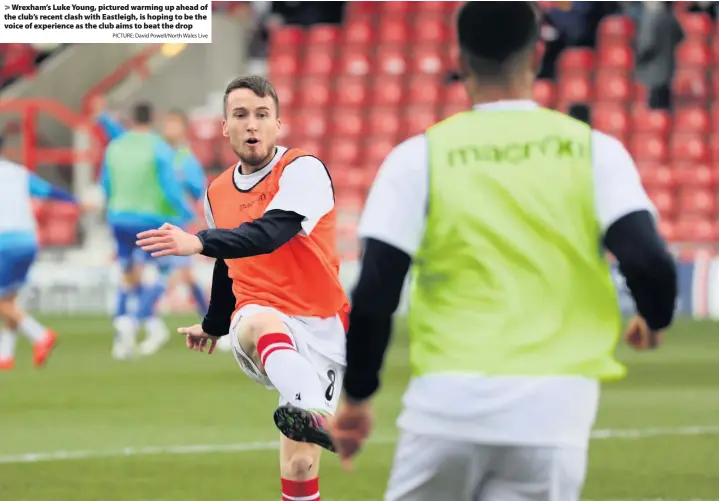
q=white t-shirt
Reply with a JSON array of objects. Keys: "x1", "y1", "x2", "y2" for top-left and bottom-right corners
[
  {"x1": 358, "y1": 100, "x2": 655, "y2": 448},
  {"x1": 204, "y1": 146, "x2": 335, "y2": 235}
]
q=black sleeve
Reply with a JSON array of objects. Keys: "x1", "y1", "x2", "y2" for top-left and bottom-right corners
[
  {"x1": 603, "y1": 210, "x2": 678, "y2": 331},
  {"x1": 343, "y1": 238, "x2": 411, "y2": 402},
  {"x1": 195, "y1": 209, "x2": 304, "y2": 260},
  {"x1": 201, "y1": 258, "x2": 236, "y2": 337}
]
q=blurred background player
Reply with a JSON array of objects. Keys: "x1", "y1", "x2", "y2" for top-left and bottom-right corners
[
  {"x1": 100, "y1": 102, "x2": 194, "y2": 360},
  {"x1": 137, "y1": 75, "x2": 348, "y2": 501},
  {"x1": 329, "y1": 3, "x2": 679, "y2": 501},
  {"x1": 93, "y1": 100, "x2": 209, "y2": 338},
  {"x1": 0, "y1": 134, "x2": 77, "y2": 370}
]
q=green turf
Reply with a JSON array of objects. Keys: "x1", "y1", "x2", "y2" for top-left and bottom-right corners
[{"x1": 0, "y1": 316, "x2": 717, "y2": 501}]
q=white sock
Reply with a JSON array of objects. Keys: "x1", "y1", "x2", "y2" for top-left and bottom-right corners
[
  {"x1": 113, "y1": 315, "x2": 138, "y2": 346},
  {"x1": 144, "y1": 317, "x2": 168, "y2": 341},
  {"x1": 0, "y1": 330, "x2": 17, "y2": 360},
  {"x1": 256, "y1": 332, "x2": 326, "y2": 410},
  {"x1": 18, "y1": 315, "x2": 47, "y2": 343}
]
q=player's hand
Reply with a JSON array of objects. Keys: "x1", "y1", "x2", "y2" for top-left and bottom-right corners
[
  {"x1": 177, "y1": 324, "x2": 219, "y2": 354},
  {"x1": 136, "y1": 223, "x2": 204, "y2": 257},
  {"x1": 328, "y1": 398, "x2": 374, "y2": 472},
  {"x1": 623, "y1": 315, "x2": 663, "y2": 350}
]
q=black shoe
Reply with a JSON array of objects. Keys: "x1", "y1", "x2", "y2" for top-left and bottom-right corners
[{"x1": 273, "y1": 405, "x2": 336, "y2": 453}]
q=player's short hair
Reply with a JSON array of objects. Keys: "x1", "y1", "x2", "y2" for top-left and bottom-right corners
[
  {"x1": 456, "y1": 1, "x2": 540, "y2": 81},
  {"x1": 223, "y1": 75, "x2": 280, "y2": 118},
  {"x1": 167, "y1": 107, "x2": 189, "y2": 127},
  {"x1": 133, "y1": 102, "x2": 153, "y2": 125}
]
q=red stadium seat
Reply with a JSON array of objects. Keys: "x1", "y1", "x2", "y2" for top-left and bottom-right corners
[
  {"x1": 673, "y1": 163, "x2": 717, "y2": 188},
  {"x1": 675, "y1": 217, "x2": 718, "y2": 242},
  {"x1": 671, "y1": 133, "x2": 710, "y2": 162},
  {"x1": 416, "y1": 1, "x2": 447, "y2": 15},
  {"x1": 300, "y1": 112, "x2": 329, "y2": 139},
  {"x1": 335, "y1": 77, "x2": 368, "y2": 107},
  {"x1": 406, "y1": 76, "x2": 442, "y2": 106},
  {"x1": 410, "y1": 46, "x2": 447, "y2": 75},
  {"x1": 297, "y1": 138, "x2": 324, "y2": 160},
  {"x1": 297, "y1": 79, "x2": 331, "y2": 107},
  {"x1": 445, "y1": 82, "x2": 470, "y2": 106},
  {"x1": 302, "y1": 47, "x2": 336, "y2": 77},
  {"x1": 673, "y1": 107, "x2": 711, "y2": 134},
  {"x1": 631, "y1": 133, "x2": 669, "y2": 162},
  {"x1": 189, "y1": 116, "x2": 221, "y2": 140},
  {"x1": 678, "y1": 13, "x2": 712, "y2": 39},
  {"x1": 366, "y1": 108, "x2": 402, "y2": 140},
  {"x1": 377, "y1": 19, "x2": 410, "y2": 45},
  {"x1": 378, "y1": 1, "x2": 413, "y2": 16},
  {"x1": 371, "y1": 76, "x2": 405, "y2": 107},
  {"x1": 327, "y1": 139, "x2": 361, "y2": 168},
  {"x1": 269, "y1": 26, "x2": 304, "y2": 52},
  {"x1": 637, "y1": 163, "x2": 673, "y2": 189},
  {"x1": 413, "y1": 15, "x2": 449, "y2": 44},
  {"x1": 271, "y1": 78, "x2": 297, "y2": 111},
  {"x1": 189, "y1": 139, "x2": 214, "y2": 167},
  {"x1": 595, "y1": 71, "x2": 632, "y2": 102},
  {"x1": 557, "y1": 48, "x2": 595, "y2": 75},
  {"x1": 592, "y1": 105, "x2": 630, "y2": 136},
  {"x1": 598, "y1": 15, "x2": 635, "y2": 44},
  {"x1": 376, "y1": 46, "x2": 408, "y2": 75},
  {"x1": 658, "y1": 219, "x2": 677, "y2": 241},
  {"x1": 269, "y1": 51, "x2": 300, "y2": 78},
  {"x1": 331, "y1": 109, "x2": 365, "y2": 138},
  {"x1": 646, "y1": 189, "x2": 676, "y2": 217},
  {"x1": 440, "y1": 103, "x2": 469, "y2": 120},
  {"x1": 676, "y1": 40, "x2": 711, "y2": 68},
  {"x1": 557, "y1": 75, "x2": 593, "y2": 105},
  {"x1": 306, "y1": 24, "x2": 341, "y2": 46},
  {"x1": 597, "y1": 44, "x2": 634, "y2": 71},
  {"x1": 532, "y1": 80, "x2": 556, "y2": 108},
  {"x1": 672, "y1": 69, "x2": 710, "y2": 103},
  {"x1": 631, "y1": 105, "x2": 671, "y2": 135},
  {"x1": 338, "y1": 48, "x2": 371, "y2": 76},
  {"x1": 678, "y1": 188, "x2": 717, "y2": 216},
  {"x1": 342, "y1": 20, "x2": 373, "y2": 46},
  {"x1": 365, "y1": 138, "x2": 396, "y2": 170},
  {"x1": 403, "y1": 107, "x2": 437, "y2": 137}
]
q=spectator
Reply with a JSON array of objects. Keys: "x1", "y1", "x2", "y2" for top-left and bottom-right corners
[{"x1": 635, "y1": 1, "x2": 684, "y2": 110}]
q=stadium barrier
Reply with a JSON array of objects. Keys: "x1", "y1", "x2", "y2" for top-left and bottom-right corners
[{"x1": 21, "y1": 254, "x2": 714, "y2": 320}]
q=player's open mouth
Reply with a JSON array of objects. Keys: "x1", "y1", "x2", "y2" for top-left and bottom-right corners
[{"x1": 246, "y1": 138, "x2": 259, "y2": 145}]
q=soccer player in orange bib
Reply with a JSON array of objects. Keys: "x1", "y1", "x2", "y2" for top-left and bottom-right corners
[{"x1": 137, "y1": 76, "x2": 349, "y2": 501}]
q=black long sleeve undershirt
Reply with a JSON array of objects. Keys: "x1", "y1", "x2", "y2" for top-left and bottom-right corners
[
  {"x1": 196, "y1": 209, "x2": 304, "y2": 260},
  {"x1": 343, "y1": 210, "x2": 678, "y2": 402},
  {"x1": 198, "y1": 209, "x2": 305, "y2": 336},
  {"x1": 603, "y1": 210, "x2": 677, "y2": 331}
]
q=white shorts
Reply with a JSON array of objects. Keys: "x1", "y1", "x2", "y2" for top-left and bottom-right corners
[
  {"x1": 229, "y1": 304, "x2": 346, "y2": 414},
  {"x1": 385, "y1": 431, "x2": 587, "y2": 501}
]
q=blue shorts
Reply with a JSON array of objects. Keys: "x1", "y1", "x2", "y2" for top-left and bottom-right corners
[
  {"x1": 0, "y1": 245, "x2": 37, "y2": 298},
  {"x1": 167, "y1": 255, "x2": 192, "y2": 270},
  {"x1": 112, "y1": 222, "x2": 157, "y2": 271}
]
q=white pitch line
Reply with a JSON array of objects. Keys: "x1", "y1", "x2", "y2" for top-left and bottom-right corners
[{"x1": 1, "y1": 425, "x2": 718, "y2": 465}]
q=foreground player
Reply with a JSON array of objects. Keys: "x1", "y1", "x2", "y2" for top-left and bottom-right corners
[
  {"x1": 137, "y1": 76, "x2": 349, "y2": 501},
  {"x1": 0, "y1": 137, "x2": 77, "y2": 370},
  {"x1": 100, "y1": 103, "x2": 194, "y2": 359},
  {"x1": 328, "y1": 3, "x2": 678, "y2": 501}
]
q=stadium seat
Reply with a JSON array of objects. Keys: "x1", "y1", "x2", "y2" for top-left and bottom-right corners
[
  {"x1": 532, "y1": 80, "x2": 556, "y2": 108},
  {"x1": 671, "y1": 133, "x2": 710, "y2": 162},
  {"x1": 269, "y1": 26, "x2": 304, "y2": 53},
  {"x1": 557, "y1": 48, "x2": 595, "y2": 75},
  {"x1": 676, "y1": 40, "x2": 711, "y2": 68},
  {"x1": 557, "y1": 75, "x2": 593, "y2": 105},
  {"x1": 378, "y1": 1, "x2": 413, "y2": 16},
  {"x1": 673, "y1": 163, "x2": 717, "y2": 188},
  {"x1": 416, "y1": 0, "x2": 448, "y2": 15},
  {"x1": 597, "y1": 15, "x2": 635, "y2": 44},
  {"x1": 298, "y1": 79, "x2": 332, "y2": 107},
  {"x1": 306, "y1": 24, "x2": 341, "y2": 46},
  {"x1": 678, "y1": 13, "x2": 712, "y2": 39},
  {"x1": 410, "y1": 46, "x2": 447, "y2": 75},
  {"x1": 597, "y1": 44, "x2": 634, "y2": 71},
  {"x1": 637, "y1": 163, "x2": 673, "y2": 189},
  {"x1": 366, "y1": 108, "x2": 402, "y2": 140},
  {"x1": 269, "y1": 51, "x2": 299, "y2": 78},
  {"x1": 595, "y1": 71, "x2": 632, "y2": 103},
  {"x1": 301, "y1": 111, "x2": 329, "y2": 139},
  {"x1": 364, "y1": 138, "x2": 396, "y2": 171},
  {"x1": 646, "y1": 189, "x2": 676, "y2": 217},
  {"x1": 190, "y1": 116, "x2": 221, "y2": 140},
  {"x1": 631, "y1": 133, "x2": 669, "y2": 162},
  {"x1": 678, "y1": 188, "x2": 716, "y2": 216},
  {"x1": 413, "y1": 16, "x2": 449, "y2": 44},
  {"x1": 403, "y1": 107, "x2": 437, "y2": 137},
  {"x1": 672, "y1": 69, "x2": 710, "y2": 103},
  {"x1": 592, "y1": 105, "x2": 630, "y2": 137},
  {"x1": 370, "y1": 76, "x2": 405, "y2": 107},
  {"x1": 631, "y1": 105, "x2": 671, "y2": 135},
  {"x1": 675, "y1": 217, "x2": 718, "y2": 242},
  {"x1": 376, "y1": 46, "x2": 408, "y2": 75},
  {"x1": 445, "y1": 82, "x2": 470, "y2": 105},
  {"x1": 327, "y1": 139, "x2": 361, "y2": 168},
  {"x1": 298, "y1": 138, "x2": 324, "y2": 160},
  {"x1": 377, "y1": 19, "x2": 410, "y2": 45},
  {"x1": 331, "y1": 109, "x2": 365, "y2": 138},
  {"x1": 342, "y1": 20, "x2": 374, "y2": 46},
  {"x1": 189, "y1": 139, "x2": 214, "y2": 167},
  {"x1": 657, "y1": 219, "x2": 677, "y2": 241},
  {"x1": 338, "y1": 48, "x2": 371, "y2": 77},
  {"x1": 406, "y1": 76, "x2": 442, "y2": 106},
  {"x1": 673, "y1": 107, "x2": 711, "y2": 134},
  {"x1": 302, "y1": 47, "x2": 336, "y2": 77},
  {"x1": 334, "y1": 77, "x2": 368, "y2": 107}
]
